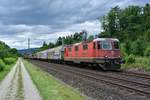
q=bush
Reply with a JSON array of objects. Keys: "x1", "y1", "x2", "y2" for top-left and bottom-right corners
[
  {"x1": 125, "y1": 54, "x2": 135, "y2": 64},
  {"x1": 131, "y1": 39, "x2": 146, "y2": 56},
  {"x1": 123, "y1": 41, "x2": 132, "y2": 55},
  {"x1": 0, "y1": 59, "x2": 5, "y2": 71},
  {"x1": 4, "y1": 57, "x2": 16, "y2": 65},
  {"x1": 144, "y1": 47, "x2": 150, "y2": 57}
]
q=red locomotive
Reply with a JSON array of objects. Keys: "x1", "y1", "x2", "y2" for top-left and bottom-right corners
[{"x1": 64, "y1": 38, "x2": 122, "y2": 70}]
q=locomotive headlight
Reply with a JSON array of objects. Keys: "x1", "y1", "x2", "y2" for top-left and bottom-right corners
[{"x1": 104, "y1": 56, "x2": 108, "y2": 58}]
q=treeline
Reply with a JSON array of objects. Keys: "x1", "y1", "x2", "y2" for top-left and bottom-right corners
[
  {"x1": 37, "y1": 32, "x2": 95, "y2": 52},
  {"x1": 101, "y1": 3, "x2": 150, "y2": 57},
  {"x1": 37, "y1": 32, "x2": 83, "y2": 51},
  {"x1": 0, "y1": 41, "x2": 19, "y2": 71}
]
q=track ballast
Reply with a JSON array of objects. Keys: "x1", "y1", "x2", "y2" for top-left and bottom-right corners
[{"x1": 29, "y1": 60, "x2": 150, "y2": 100}]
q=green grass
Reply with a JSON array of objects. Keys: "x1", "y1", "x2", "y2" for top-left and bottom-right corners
[
  {"x1": 23, "y1": 60, "x2": 85, "y2": 100},
  {"x1": 0, "y1": 62, "x2": 16, "y2": 81},
  {"x1": 121, "y1": 57, "x2": 150, "y2": 71}
]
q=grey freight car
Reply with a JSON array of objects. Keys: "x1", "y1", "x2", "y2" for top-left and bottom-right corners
[{"x1": 35, "y1": 46, "x2": 63, "y2": 60}]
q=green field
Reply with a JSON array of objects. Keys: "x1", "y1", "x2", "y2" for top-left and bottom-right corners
[{"x1": 23, "y1": 60, "x2": 85, "y2": 100}]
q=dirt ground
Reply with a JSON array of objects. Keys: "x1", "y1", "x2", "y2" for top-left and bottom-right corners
[{"x1": 0, "y1": 58, "x2": 42, "y2": 100}]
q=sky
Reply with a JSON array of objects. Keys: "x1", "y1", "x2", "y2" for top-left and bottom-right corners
[{"x1": 0, "y1": 0, "x2": 149, "y2": 49}]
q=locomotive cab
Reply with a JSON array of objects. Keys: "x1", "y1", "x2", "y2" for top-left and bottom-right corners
[{"x1": 93, "y1": 38, "x2": 122, "y2": 70}]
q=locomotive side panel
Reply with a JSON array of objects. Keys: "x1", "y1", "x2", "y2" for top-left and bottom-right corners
[
  {"x1": 64, "y1": 42, "x2": 95, "y2": 63},
  {"x1": 79, "y1": 42, "x2": 94, "y2": 62}
]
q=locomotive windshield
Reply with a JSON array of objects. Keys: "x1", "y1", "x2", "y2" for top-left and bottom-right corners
[{"x1": 102, "y1": 41, "x2": 112, "y2": 50}]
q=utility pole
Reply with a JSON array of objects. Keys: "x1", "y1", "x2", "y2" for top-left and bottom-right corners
[
  {"x1": 80, "y1": 30, "x2": 87, "y2": 42},
  {"x1": 62, "y1": 37, "x2": 64, "y2": 47},
  {"x1": 28, "y1": 38, "x2": 30, "y2": 50}
]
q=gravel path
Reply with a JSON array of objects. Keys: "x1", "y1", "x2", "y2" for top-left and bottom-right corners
[{"x1": 0, "y1": 59, "x2": 42, "y2": 100}]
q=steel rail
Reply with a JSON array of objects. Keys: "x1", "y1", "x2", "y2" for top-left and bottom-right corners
[{"x1": 50, "y1": 66, "x2": 150, "y2": 96}]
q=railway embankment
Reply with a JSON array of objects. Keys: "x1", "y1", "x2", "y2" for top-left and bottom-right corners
[{"x1": 30, "y1": 60, "x2": 150, "y2": 100}]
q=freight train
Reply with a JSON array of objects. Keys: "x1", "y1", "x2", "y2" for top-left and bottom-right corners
[{"x1": 30, "y1": 38, "x2": 124, "y2": 70}]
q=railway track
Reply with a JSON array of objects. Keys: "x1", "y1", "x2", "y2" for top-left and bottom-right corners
[
  {"x1": 51, "y1": 65, "x2": 150, "y2": 96},
  {"x1": 52, "y1": 63, "x2": 150, "y2": 87},
  {"x1": 31, "y1": 60, "x2": 150, "y2": 98},
  {"x1": 122, "y1": 71, "x2": 150, "y2": 80},
  {"x1": 47, "y1": 61, "x2": 150, "y2": 85}
]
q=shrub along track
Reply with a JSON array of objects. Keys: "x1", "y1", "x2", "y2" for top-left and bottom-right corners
[{"x1": 30, "y1": 60, "x2": 150, "y2": 100}]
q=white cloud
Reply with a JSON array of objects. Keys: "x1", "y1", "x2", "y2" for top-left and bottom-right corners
[
  {"x1": 68, "y1": 20, "x2": 101, "y2": 35},
  {"x1": 0, "y1": 20, "x2": 101, "y2": 49}
]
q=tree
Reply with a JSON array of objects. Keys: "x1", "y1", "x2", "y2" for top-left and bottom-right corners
[
  {"x1": 42, "y1": 41, "x2": 48, "y2": 47},
  {"x1": 87, "y1": 35, "x2": 94, "y2": 41},
  {"x1": 55, "y1": 37, "x2": 62, "y2": 46},
  {"x1": 131, "y1": 39, "x2": 146, "y2": 56},
  {"x1": 48, "y1": 42, "x2": 55, "y2": 48},
  {"x1": 102, "y1": 6, "x2": 121, "y2": 38},
  {"x1": 143, "y1": 29, "x2": 150, "y2": 42},
  {"x1": 38, "y1": 41, "x2": 49, "y2": 51},
  {"x1": 9, "y1": 48, "x2": 19, "y2": 57},
  {"x1": 143, "y1": 4, "x2": 150, "y2": 36},
  {"x1": 73, "y1": 32, "x2": 82, "y2": 43},
  {"x1": 0, "y1": 41, "x2": 18, "y2": 58},
  {"x1": 124, "y1": 41, "x2": 132, "y2": 55}
]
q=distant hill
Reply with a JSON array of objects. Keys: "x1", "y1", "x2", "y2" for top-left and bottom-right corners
[{"x1": 18, "y1": 48, "x2": 38, "y2": 55}]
